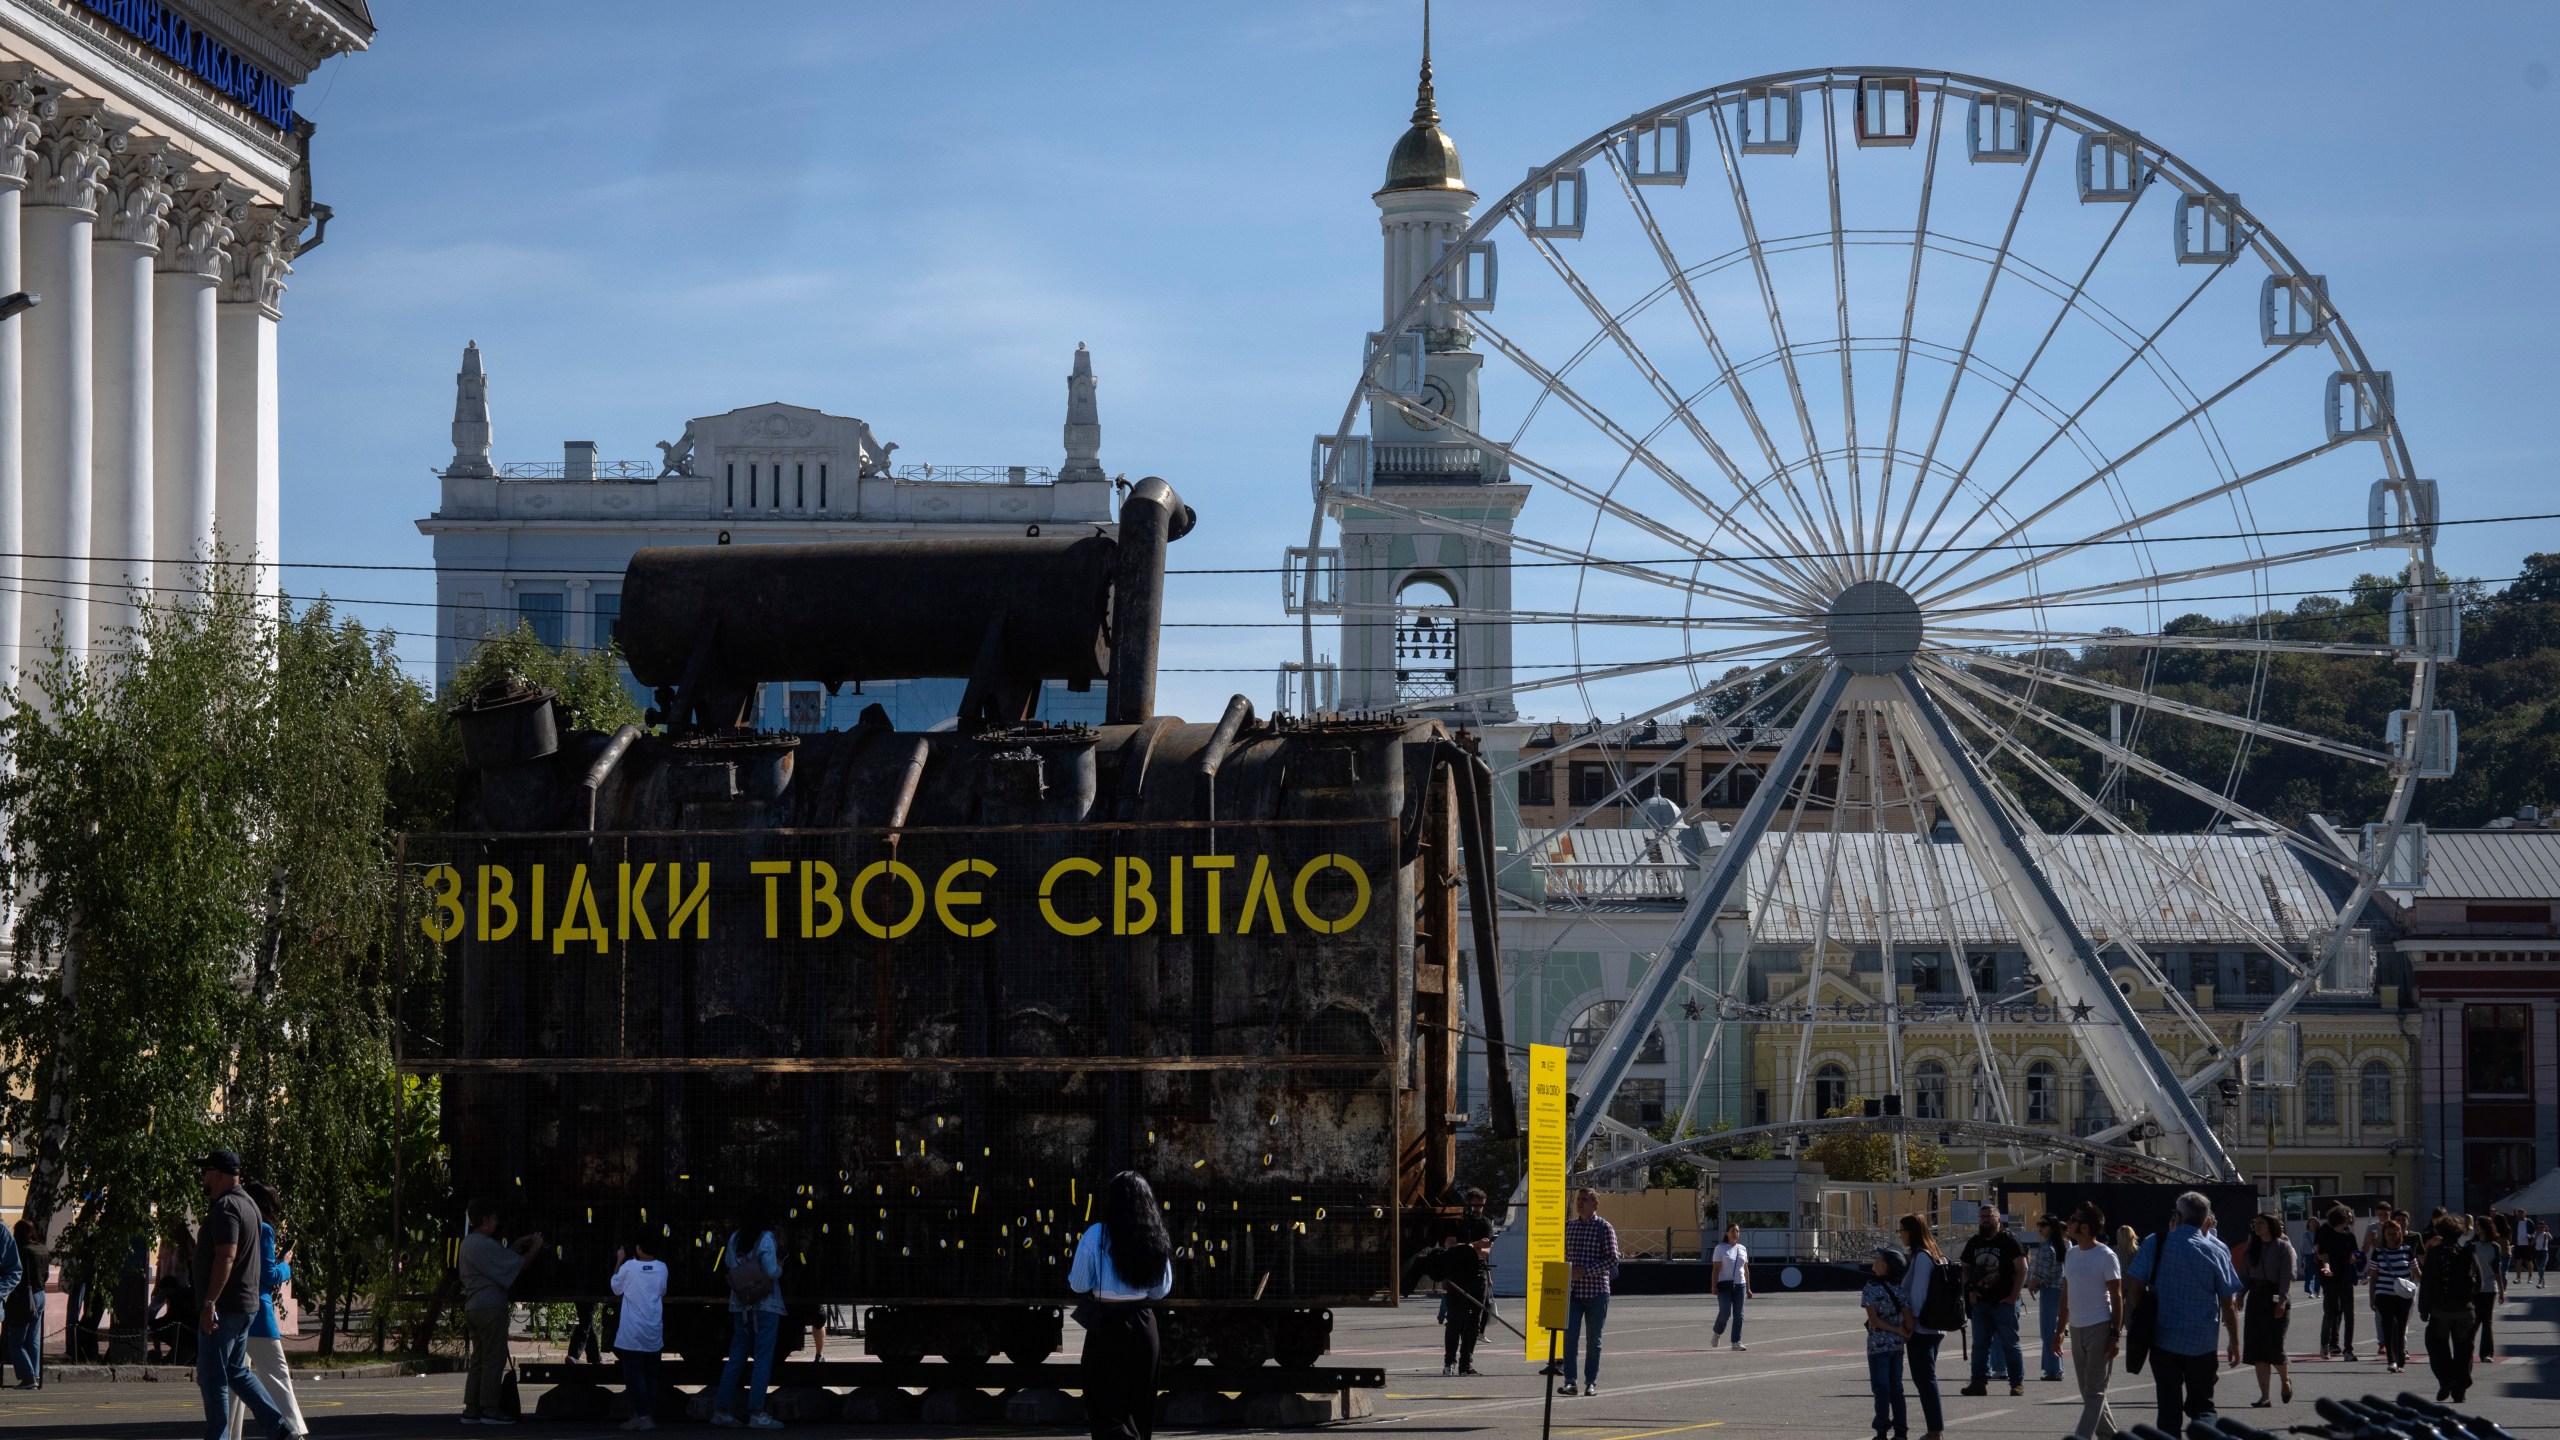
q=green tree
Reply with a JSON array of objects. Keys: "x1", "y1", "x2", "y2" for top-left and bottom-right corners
[{"x1": 1801, "y1": 1096, "x2": 1948, "y2": 1184}]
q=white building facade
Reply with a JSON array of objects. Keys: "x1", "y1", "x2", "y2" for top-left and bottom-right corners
[
  {"x1": 417, "y1": 342, "x2": 1122, "y2": 731},
  {"x1": 0, "y1": 0, "x2": 370, "y2": 682}
]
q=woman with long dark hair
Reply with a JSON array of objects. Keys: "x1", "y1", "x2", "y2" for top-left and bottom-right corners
[
  {"x1": 2240, "y1": 1214, "x2": 2296, "y2": 1406},
  {"x1": 1899, "y1": 1213, "x2": 1948, "y2": 1440},
  {"x1": 1071, "y1": 1171, "x2": 1174, "y2": 1440}
]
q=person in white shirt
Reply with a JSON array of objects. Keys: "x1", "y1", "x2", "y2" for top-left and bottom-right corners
[
  {"x1": 1709, "y1": 1222, "x2": 1751, "y2": 1350},
  {"x1": 1070, "y1": 1171, "x2": 1175, "y2": 1440},
  {"x1": 2053, "y1": 1203, "x2": 2124, "y2": 1440},
  {"x1": 610, "y1": 1237, "x2": 668, "y2": 1432}
]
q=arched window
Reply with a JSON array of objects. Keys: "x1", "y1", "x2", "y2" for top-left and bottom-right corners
[
  {"x1": 1913, "y1": 1060, "x2": 1949, "y2": 1120},
  {"x1": 2077, "y1": 1067, "x2": 2114, "y2": 1137},
  {"x1": 2359, "y1": 1060, "x2": 2395, "y2": 1129},
  {"x1": 2303, "y1": 1061, "x2": 2339, "y2": 1126},
  {"x1": 1813, "y1": 1062, "x2": 1850, "y2": 1117},
  {"x1": 1393, "y1": 574, "x2": 1459, "y2": 702},
  {"x1": 1566, "y1": 1000, "x2": 1664, "y2": 1065},
  {"x1": 1969, "y1": 1063, "x2": 1998, "y2": 1122},
  {"x1": 2025, "y1": 1060, "x2": 2058, "y2": 1124}
]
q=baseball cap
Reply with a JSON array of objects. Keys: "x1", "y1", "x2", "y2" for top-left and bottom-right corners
[{"x1": 194, "y1": 1150, "x2": 242, "y2": 1175}]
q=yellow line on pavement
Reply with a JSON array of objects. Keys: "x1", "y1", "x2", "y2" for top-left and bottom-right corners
[{"x1": 1593, "y1": 1420, "x2": 1726, "y2": 1440}]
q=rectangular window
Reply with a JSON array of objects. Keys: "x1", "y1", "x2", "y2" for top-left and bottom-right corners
[
  {"x1": 796, "y1": 462, "x2": 806, "y2": 509},
  {"x1": 590, "y1": 591, "x2": 620, "y2": 654},
  {"x1": 2464, "y1": 1003, "x2": 2531, "y2": 1097},
  {"x1": 1610, "y1": 1079, "x2": 1667, "y2": 1129},
  {"x1": 1910, "y1": 952, "x2": 1945, "y2": 995},
  {"x1": 726, "y1": 462, "x2": 736, "y2": 508},
  {"x1": 1631, "y1": 761, "x2": 1685, "y2": 807},
  {"x1": 2248, "y1": 1085, "x2": 2280, "y2": 1126},
  {"x1": 1570, "y1": 762, "x2": 1613, "y2": 808},
  {"x1": 515, "y1": 592, "x2": 564, "y2": 649},
  {"x1": 2243, "y1": 952, "x2": 2276, "y2": 995},
  {"x1": 2363, "y1": 1174, "x2": 2396, "y2": 1205},
  {"x1": 1968, "y1": 952, "x2": 2000, "y2": 996},
  {"x1": 1752, "y1": 1089, "x2": 1770, "y2": 1127},
  {"x1": 787, "y1": 687, "x2": 823, "y2": 733},
  {"x1": 748, "y1": 462, "x2": 759, "y2": 508},
  {"x1": 819, "y1": 462, "x2": 828, "y2": 508},
  {"x1": 1517, "y1": 761, "x2": 1554, "y2": 806}
]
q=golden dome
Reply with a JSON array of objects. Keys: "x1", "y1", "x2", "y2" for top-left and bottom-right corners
[{"x1": 1377, "y1": 9, "x2": 1470, "y2": 195}]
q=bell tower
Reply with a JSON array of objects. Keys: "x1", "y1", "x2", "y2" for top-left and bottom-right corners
[{"x1": 1332, "y1": 7, "x2": 1529, "y2": 722}]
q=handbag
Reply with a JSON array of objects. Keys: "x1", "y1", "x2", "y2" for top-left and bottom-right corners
[
  {"x1": 2378, "y1": 1274, "x2": 2417, "y2": 1302},
  {"x1": 2124, "y1": 1234, "x2": 2161, "y2": 1375}
]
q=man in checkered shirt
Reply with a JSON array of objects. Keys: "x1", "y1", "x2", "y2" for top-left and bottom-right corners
[{"x1": 1556, "y1": 1189, "x2": 1621, "y2": 1396}]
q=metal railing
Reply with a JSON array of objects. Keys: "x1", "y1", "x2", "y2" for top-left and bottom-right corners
[
  {"x1": 496, "y1": 460, "x2": 660, "y2": 480},
  {"x1": 892, "y1": 463, "x2": 1059, "y2": 484},
  {"x1": 1374, "y1": 445, "x2": 1495, "y2": 481}
]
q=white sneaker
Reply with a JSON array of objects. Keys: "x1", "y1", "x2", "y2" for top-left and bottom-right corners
[
  {"x1": 1732, "y1": 1343, "x2": 1748, "y2": 1351},
  {"x1": 1443, "y1": 1364, "x2": 1456, "y2": 1376},
  {"x1": 1710, "y1": 1336, "x2": 1722, "y2": 1348},
  {"x1": 1585, "y1": 1384, "x2": 1602, "y2": 1396}
]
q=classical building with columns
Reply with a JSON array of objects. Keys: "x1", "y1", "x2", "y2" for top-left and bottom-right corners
[
  {"x1": 417, "y1": 341, "x2": 1121, "y2": 731},
  {"x1": 0, "y1": 0, "x2": 371, "y2": 683}
]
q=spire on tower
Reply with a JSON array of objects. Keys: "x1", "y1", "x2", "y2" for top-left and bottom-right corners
[
  {"x1": 447, "y1": 340, "x2": 494, "y2": 479},
  {"x1": 1412, "y1": 0, "x2": 1437, "y2": 126},
  {"x1": 1060, "y1": 343, "x2": 1104, "y2": 485}
]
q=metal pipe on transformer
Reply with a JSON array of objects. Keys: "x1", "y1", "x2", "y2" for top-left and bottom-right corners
[{"x1": 1106, "y1": 476, "x2": 1193, "y2": 725}]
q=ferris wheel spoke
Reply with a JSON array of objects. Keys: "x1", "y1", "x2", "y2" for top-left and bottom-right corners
[
  {"x1": 1369, "y1": 386, "x2": 1831, "y2": 609},
  {"x1": 1953, "y1": 648, "x2": 2397, "y2": 768},
  {"x1": 1601, "y1": 149, "x2": 1813, "y2": 555},
  {"x1": 1918, "y1": 432, "x2": 2357, "y2": 609},
  {"x1": 1336, "y1": 598, "x2": 1805, "y2": 633},
  {"x1": 1927, "y1": 535, "x2": 2386, "y2": 622},
  {"x1": 1889, "y1": 670, "x2": 2237, "y2": 1175},
  {"x1": 1885, "y1": 187, "x2": 2145, "y2": 591},
  {"x1": 1816, "y1": 80, "x2": 1872, "y2": 563},
  {"x1": 1701, "y1": 98, "x2": 1860, "y2": 574},
  {"x1": 1511, "y1": 671, "x2": 1825, "y2": 861},
  {"x1": 1565, "y1": 664, "x2": 1852, "y2": 1155},
  {"x1": 1882, "y1": 120, "x2": 2056, "y2": 574},
  {"x1": 1468, "y1": 314, "x2": 1841, "y2": 596},
  {"x1": 1870, "y1": 84, "x2": 1954, "y2": 570},
  {"x1": 1785, "y1": 741, "x2": 1857, "y2": 1126},
  {"x1": 1917, "y1": 655, "x2": 2361, "y2": 876},
  {"x1": 1922, "y1": 680, "x2": 2325, "y2": 999},
  {"x1": 1924, "y1": 624, "x2": 2404, "y2": 660},
  {"x1": 1342, "y1": 487, "x2": 1800, "y2": 615},
  {"x1": 1391, "y1": 637, "x2": 1823, "y2": 716},
  {"x1": 1488, "y1": 652, "x2": 1820, "y2": 782}
]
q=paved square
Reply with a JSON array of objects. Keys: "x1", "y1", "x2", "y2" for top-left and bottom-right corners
[{"x1": 0, "y1": 1290, "x2": 2548, "y2": 1437}]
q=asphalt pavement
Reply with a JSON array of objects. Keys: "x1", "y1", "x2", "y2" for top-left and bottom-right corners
[{"x1": 0, "y1": 1288, "x2": 2551, "y2": 1439}]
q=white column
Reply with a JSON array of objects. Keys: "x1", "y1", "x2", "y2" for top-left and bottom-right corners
[
  {"x1": 90, "y1": 140, "x2": 175, "y2": 648},
  {"x1": 216, "y1": 205, "x2": 292, "y2": 609},
  {"x1": 153, "y1": 178, "x2": 234, "y2": 598},
  {"x1": 20, "y1": 98, "x2": 119, "y2": 673},
  {"x1": 0, "y1": 74, "x2": 42, "y2": 694}
]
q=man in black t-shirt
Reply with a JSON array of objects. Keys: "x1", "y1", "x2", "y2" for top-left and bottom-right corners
[
  {"x1": 1958, "y1": 1205, "x2": 2027, "y2": 1396},
  {"x1": 1433, "y1": 1189, "x2": 1495, "y2": 1375},
  {"x1": 191, "y1": 1150, "x2": 295, "y2": 1438}
]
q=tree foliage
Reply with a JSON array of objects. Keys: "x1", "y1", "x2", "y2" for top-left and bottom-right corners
[{"x1": 1802, "y1": 1096, "x2": 1948, "y2": 1183}]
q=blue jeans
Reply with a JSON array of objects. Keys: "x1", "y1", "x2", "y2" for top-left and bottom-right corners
[
  {"x1": 6, "y1": 1289, "x2": 40, "y2": 1385},
  {"x1": 196, "y1": 1310, "x2": 285, "y2": 1440},
  {"x1": 1969, "y1": 1298, "x2": 2022, "y2": 1385},
  {"x1": 1714, "y1": 1283, "x2": 1746, "y2": 1343},
  {"x1": 1561, "y1": 1294, "x2": 1609, "y2": 1386},
  {"x1": 1869, "y1": 1348, "x2": 1909, "y2": 1438},
  {"x1": 715, "y1": 1309, "x2": 780, "y2": 1416},
  {"x1": 1907, "y1": 1333, "x2": 1944, "y2": 1434},
  {"x1": 2038, "y1": 1287, "x2": 2065, "y2": 1378}
]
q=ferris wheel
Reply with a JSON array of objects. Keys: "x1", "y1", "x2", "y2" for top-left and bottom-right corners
[{"x1": 1297, "y1": 68, "x2": 2448, "y2": 1184}]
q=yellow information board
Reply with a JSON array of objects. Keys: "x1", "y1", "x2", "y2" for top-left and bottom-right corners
[
  {"x1": 1533, "y1": 1259, "x2": 1572, "y2": 1334},
  {"x1": 1524, "y1": 1042, "x2": 1567, "y2": 1361}
]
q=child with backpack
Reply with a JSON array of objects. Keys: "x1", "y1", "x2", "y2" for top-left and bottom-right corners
[
  {"x1": 611, "y1": 1236, "x2": 668, "y2": 1432},
  {"x1": 711, "y1": 1198, "x2": 785, "y2": 1429},
  {"x1": 1865, "y1": 1247, "x2": 1916, "y2": 1440}
]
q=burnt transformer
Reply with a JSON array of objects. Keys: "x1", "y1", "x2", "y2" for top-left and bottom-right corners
[{"x1": 399, "y1": 478, "x2": 1515, "y2": 1372}]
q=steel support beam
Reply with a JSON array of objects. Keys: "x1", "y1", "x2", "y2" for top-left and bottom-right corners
[
  {"x1": 1891, "y1": 671, "x2": 2240, "y2": 1181},
  {"x1": 1565, "y1": 664, "x2": 1851, "y2": 1155}
]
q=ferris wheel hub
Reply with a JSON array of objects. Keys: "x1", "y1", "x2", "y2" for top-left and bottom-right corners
[{"x1": 1824, "y1": 580, "x2": 1923, "y2": 675}]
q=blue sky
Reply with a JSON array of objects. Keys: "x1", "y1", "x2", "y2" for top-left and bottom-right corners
[{"x1": 282, "y1": 1, "x2": 2560, "y2": 719}]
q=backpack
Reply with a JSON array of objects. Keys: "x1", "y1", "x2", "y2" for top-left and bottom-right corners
[
  {"x1": 2418, "y1": 1241, "x2": 2473, "y2": 1314},
  {"x1": 726, "y1": 1237, "x2": 776, "y2": 1306},
  {"x1": 1916, "y1": 1254, "x2": 1966, "y2": 1333}
]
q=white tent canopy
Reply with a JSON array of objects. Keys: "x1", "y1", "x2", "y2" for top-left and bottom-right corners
[{"x1": 2493, "y1": 1168, "x2": 2560, "y2": 1214}]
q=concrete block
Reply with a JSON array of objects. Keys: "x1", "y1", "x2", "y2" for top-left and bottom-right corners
[
  {"x1": 534, "y1": 1381, "x2": 612, "y2": 1421},
  {"x1": 770, "y1": 1384, "x2": 841, "y2": 1422},
  {"x1": 1157, "y1": 1389, "x2": 1241, "y2": 1428},
  {"x1": 1005, "y1": 1386, "x2": 1084, "y2": 1426},
  {"x1": 842, "y1": 1384, "x2": 923, "y2": 1423},
  {"x1": 1240, "y1": 1389, "x2": 1373, "y2": 1427},
  {"x1": 921, "y1": 1386, "x2": 1004, "y2": 1423}
]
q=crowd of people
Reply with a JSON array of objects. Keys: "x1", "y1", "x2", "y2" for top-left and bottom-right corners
[{"x1": 1406, "y1": 1189, "x2": 2547, "y2": 1440}]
